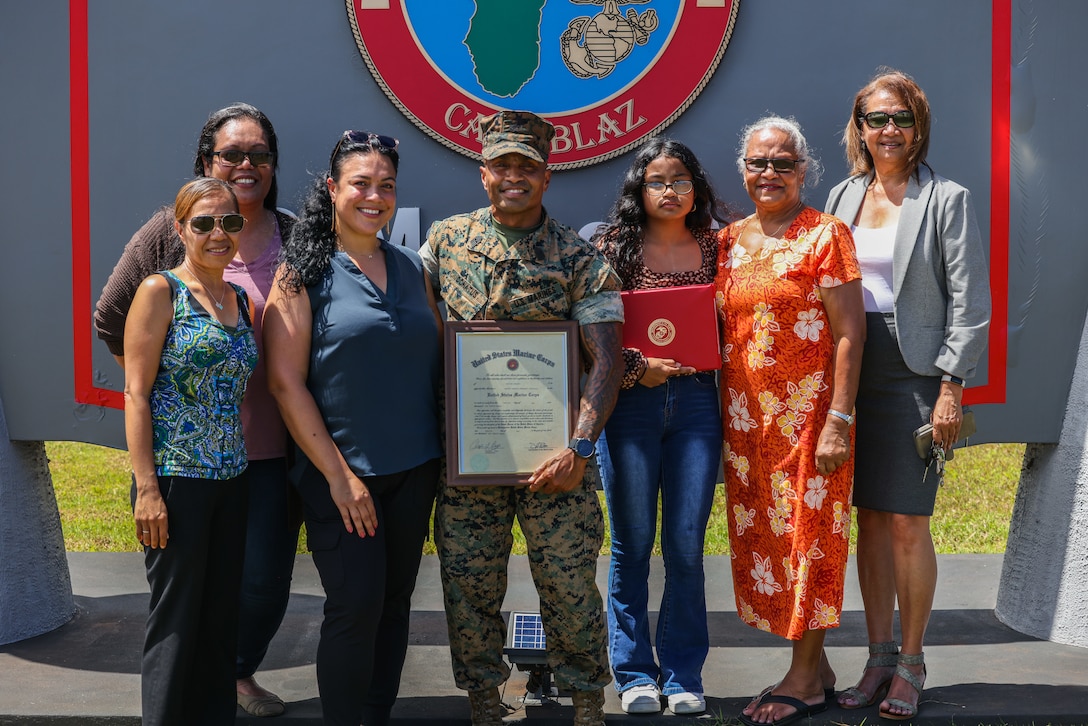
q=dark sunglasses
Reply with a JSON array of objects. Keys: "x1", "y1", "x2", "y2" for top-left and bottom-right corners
[
  {"x1": 744, "y1": 157, "x2": 804, "y2": 174},
  {"x1": 330, "y1": 130, "x2": 399, "y2": 168},
  {"x1": 187, "y1": 213, "x2": 245, "y2": 234},
  {"x1": 860, "y1": 110, "x2": 916, "y2": 129},
  {"x1": 211, "y1": 149, "x2": 275, "y2": 167}
]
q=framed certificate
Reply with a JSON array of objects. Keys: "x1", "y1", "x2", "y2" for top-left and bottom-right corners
[{"x1": 445, "y1": 320, "x2": 580, "y2": 486}]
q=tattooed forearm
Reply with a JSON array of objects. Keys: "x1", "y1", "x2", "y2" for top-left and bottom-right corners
[{"x1": 576, "y1": 321, "x2": 622, "y2": 440}]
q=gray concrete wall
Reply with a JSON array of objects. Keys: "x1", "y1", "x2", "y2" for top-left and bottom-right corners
[
  {"x1": 996, "y1": 316, "x2": 1088, "y2": 648},
  {"x1": 0, "y1": 400, "x2": 75, "y2": 644}
]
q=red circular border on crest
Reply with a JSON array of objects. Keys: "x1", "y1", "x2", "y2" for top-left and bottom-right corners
[{"x1": 347, "y1": 0, "x2": 740, "y2": 170}]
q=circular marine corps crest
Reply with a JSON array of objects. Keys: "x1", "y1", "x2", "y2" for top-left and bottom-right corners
[
  {"x1": 648, "y1": 318, "x2": 676, "y2": 346},
  {"x1": 346, "y1": 0, "x2": 740, "y2": 169}
]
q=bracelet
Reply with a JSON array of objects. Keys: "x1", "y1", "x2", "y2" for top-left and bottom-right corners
[
  {"x1": 941, "y1": 373, "x2": 965, "y2": 387},
  {"x1": 827, "y1": 408, "x2": 855, "y2": 426}
]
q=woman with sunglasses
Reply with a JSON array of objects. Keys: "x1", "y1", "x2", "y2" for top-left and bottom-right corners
[
  {"x1": 264, "y1": 131, "x2": 442, "y2": 726},
  {"x1": 715, "y1": 116, "x2": 866, "y2": 726},
  {"x1": 590, "y1": 138, "x2": 731, "y2": 716},
  {"x1": 125, "y1": 177, "x2": 258, "y2": 725},
  {"x1": 95, "y1": 103, "x2": 298, "y2": 717},
  {"x1": 824, "y1": 69, "x2": 991, "y2": 721}
]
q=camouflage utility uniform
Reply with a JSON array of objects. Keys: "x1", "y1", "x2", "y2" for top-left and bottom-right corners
[{"x1": 422, "y1": 206, "x2": 622, "y2": 693}]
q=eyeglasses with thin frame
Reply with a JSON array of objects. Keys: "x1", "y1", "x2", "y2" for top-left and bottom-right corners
[
  {"x1": 186, "y1": 213, "x2": 246, "y2": 234},
  {"x1": 330, "y1": 130, "x2": 399, "y2": 169},
  {"x1": 860, "y1": 110, "x2": 916, "y2": 129},
  {"x1": 211, "y1": 150, "x2": 275, "y2": 167},
  {"x1": 744, "y1": 157, "x2": 805, "y2": 174},
  {"x1": 643, "y1": 180, "x2": 694, "y2": 196}
]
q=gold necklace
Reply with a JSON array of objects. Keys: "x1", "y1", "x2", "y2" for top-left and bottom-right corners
[
  {"x1": 336, "y1": 236, "x2": 380, "y2": 260},
  {"x1": 757, "y1": 202, "x2": 803, "y2": 239}
]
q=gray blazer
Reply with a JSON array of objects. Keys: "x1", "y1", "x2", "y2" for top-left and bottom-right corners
[{"x1": 824, "y1": 165, "x2": 991, "y2": 379}]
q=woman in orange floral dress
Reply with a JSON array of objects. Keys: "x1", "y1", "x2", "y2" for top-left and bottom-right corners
[{"x1": 716, "y1": 116, "x2": 866, "y2": 726}]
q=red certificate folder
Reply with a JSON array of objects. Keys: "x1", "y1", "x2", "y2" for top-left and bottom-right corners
[{"x1": 620, "y1": 283, "x2": 721, "y2": 371}]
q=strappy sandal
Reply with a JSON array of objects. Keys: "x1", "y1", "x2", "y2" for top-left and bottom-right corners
[
  {"x1": 837, "y1": 641, "x2": 898, "y2": 710},
  {"x1": 880, "y1": 652, "x2": 926, "y2": 721}
]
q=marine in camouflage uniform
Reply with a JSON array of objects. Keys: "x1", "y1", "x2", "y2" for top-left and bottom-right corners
[{"x1": 420, "y1": 111, "x2": 623, "y2": 724}]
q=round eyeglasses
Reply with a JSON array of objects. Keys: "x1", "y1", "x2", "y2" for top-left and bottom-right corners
[{"x1": 643, "y1": 180, "x2": 694, "y2": 195}]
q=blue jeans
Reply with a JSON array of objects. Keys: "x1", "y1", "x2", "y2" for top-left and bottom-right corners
[
  {"x1": 597, "y1": 372, "x2": 721, "y2": 695},
  {"x1": 236, "y1": 457, "x2": 301, "y2": 679}
]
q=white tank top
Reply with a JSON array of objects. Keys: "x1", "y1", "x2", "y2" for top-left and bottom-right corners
[{"x1": 851, "y1": 224, "x2": 897, "y2": 313}]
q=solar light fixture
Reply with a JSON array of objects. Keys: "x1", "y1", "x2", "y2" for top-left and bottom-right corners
[{"x1": 503, "y1": 611, "x2": 556, "y2": 705}]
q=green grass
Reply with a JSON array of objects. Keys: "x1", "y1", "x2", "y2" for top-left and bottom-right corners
[
  {"x1": 47, "y1": 441, "x2": 1024, "y2": 555},
  {"x1": 49, "y1": 441, "x2": 139, "y2": 552}
]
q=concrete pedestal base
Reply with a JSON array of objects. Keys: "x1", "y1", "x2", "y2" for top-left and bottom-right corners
[
  {"x1": 996, "y1": 318, "x2": 1088, "y2": 648},
  {"x1": 0, "y1": 401, "x2": 75, "y2": 645}
]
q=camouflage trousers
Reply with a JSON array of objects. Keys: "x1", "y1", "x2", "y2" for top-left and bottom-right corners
[{"x1": 435, "y1": 478, "x2": 611, "y2": 693}]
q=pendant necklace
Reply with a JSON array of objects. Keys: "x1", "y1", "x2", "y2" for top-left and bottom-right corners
[
  {"x1": 185, "y1": 261, "x2": 227, "y2": 311},
  {"x1": 336, "y1": 236, "x2": 379, "y2": 261}
]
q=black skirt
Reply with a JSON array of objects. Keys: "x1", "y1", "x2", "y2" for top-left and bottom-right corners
[{"x1": 853, "y1": 312, "x2": 942, "y2": 516}]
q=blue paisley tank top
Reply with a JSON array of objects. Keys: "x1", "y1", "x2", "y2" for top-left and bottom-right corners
[{"x1": 151, "y1": 271, "x2": 258, "y2": 479}]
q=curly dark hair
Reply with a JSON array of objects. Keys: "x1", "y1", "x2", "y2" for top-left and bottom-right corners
[
  {"x1": 596, "y1": 138, "x2": 731, "y2": 287},
  {"x1": 193, "y1": 102, "x2": 281, "y2": 211},
  {"x1": 278, "y1": 133, "x2": 400, "y2": 293}
]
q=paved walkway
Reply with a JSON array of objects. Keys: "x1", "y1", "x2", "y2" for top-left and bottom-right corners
[{"x1": 1, "y1": 553, "x2": 1086, "y2": 725}]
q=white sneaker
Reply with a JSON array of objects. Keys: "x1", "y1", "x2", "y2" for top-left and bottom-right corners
[
  {"x1": 667, "y1": 691, "x2": 706, "y2": 715},
  {"x1": 620, "y1": 684, "x2": 662, "y2": 714}
]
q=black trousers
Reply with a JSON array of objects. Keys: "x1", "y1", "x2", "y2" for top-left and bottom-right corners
[
  {"x1": 295, "y1": 458, "x2": 439, "y2": 726},
  {"x1": 136, "y1": 473, "x2": 248, "y2": 726}
]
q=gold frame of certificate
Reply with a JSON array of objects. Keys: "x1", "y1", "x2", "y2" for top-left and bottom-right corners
[{"x1": 444, "y1": 320, "x2": 580, "y2": 486}]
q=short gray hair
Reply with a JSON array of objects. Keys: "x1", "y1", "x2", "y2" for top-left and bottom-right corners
[{"x1": 735, "y1": 115, "x2": 823, "y2": 190}]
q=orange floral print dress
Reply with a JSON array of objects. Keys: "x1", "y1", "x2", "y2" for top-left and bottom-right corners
[{"x1": 714, "y1": 206, "x2": 861, "y2": 640}]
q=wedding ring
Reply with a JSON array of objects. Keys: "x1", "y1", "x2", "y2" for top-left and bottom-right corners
[{"x1": 141, "y1": 530, "x2": 150, "y2": 534}]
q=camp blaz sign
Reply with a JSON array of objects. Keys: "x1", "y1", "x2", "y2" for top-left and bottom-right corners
[{"x1": 347, "y1": 0, "x2": 740, "y2": 170}]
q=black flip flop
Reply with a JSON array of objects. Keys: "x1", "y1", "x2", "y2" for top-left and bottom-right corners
[{"x1": 738, "y1": 693, "x2": 828, "y2": 726}]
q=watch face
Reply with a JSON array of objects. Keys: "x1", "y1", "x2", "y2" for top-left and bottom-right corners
[{"x1": 572, "y1": 438, "x2": 594, "y2": 458}]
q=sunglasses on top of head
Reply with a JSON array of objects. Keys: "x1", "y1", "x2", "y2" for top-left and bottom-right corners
[
  {"x1": 860, "y1": 110, "x2": 916, "y2": 129},
  {"x1": 330, "y1": 130, "x2": 399, "y2": 168},
  {"x1": 211, "y1": 150, "x2": 275, "y2": 167},
  {"x1": 187, "y1": 213, "x2": 245, "y2": 234}
]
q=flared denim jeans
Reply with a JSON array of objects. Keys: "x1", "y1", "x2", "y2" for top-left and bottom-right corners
[{"x1": 596, "y1": 372, "x2": 721, "y2": 695}]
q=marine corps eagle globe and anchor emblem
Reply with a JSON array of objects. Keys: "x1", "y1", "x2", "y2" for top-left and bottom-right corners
[
  {"x1": 346, "y1": 0, "x2": 739, "y2": 169},
  {"x1": 560, "y1": 0, "x2": 660, "y2": 80}
]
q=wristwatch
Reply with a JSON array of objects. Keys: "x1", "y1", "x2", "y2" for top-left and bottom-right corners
[{"x1": 568, "y1": 437, "x2": 595, "y2": 459}]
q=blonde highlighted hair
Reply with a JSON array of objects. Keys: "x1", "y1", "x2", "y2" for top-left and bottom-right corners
[{"x1": 173, "y1": 177, "x2": 238, "y2": 222}]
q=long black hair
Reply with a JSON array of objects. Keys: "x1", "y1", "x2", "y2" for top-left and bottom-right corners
[
  {"x1": 278, "y1": 133, "x2": 400, "y2": 293},
  {"x1": 193, "y1": 102, "x2": 281, "y2": 211},
  {"x1": 598, "y1": 137, "x2": 731, "y2": 286}
]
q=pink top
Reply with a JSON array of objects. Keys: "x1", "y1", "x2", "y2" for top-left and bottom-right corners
[{"x1": 224, "y1": 221, "x2": 286, "y2": 460}]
